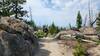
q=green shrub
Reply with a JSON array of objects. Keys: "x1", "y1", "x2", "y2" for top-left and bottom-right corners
[
  {"x1": 73, "y1": 43, "x2": 86, "y2": 56},
  {"x1": 95, "y1": 40, "x2": 100, "y2": 45},
  {"x1": 35, "y1": 30, "x2": 46, "y2": 38}
]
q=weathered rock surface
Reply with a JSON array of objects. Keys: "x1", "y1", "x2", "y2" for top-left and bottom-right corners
[
  {"x1": 55, "y1": 30, "x2": 82, "y2": 40},
  {"x1": 0, "y1": 17, "x2": 39, "y2": 56},
  {"x1": 87, "y1": 45, "x2": 100, "y2": 56}
]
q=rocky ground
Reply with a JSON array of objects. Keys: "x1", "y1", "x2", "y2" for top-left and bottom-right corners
[
  {"x1": 35, "y1": 38, "x2": 73, "y2": 56},
  {"x1": 35, "y1": 37, "x2": 100, "y2": 56}
]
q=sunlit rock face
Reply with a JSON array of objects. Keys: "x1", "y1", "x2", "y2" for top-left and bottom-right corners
[{"x1": 0, "y1": 17, "x2": 39, "y2": 56}]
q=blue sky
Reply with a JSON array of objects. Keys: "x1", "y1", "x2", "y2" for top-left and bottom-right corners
[{"x1": 23, "y1": 0, "x2": 100, "y2": 27}]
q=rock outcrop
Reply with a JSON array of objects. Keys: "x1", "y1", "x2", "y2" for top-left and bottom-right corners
[
  {"x1": 0, "y1": 17, "x2": 39, "y2": 56},
  {"x1": 55, "y1": 30, "x2": 82, "y2": 40}
]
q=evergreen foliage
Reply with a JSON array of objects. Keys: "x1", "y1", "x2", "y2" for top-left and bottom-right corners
[
  {"x1": 76, "y1": 11, "x2": 82, "y2": 29},
  {"x1": 25, "y1": 20, "x2": 37, "y2": 31},
  {"x1": 96, "y1": 12, "x2": 100, "y2": 32},
  {"x1": 0, "y1": 0, "x2": 27, "y2": 18},
  {"x1": 48, "y1": 22, "x2": 59, "y2": 35},
  {"x1": 69, "y1": 23, "x2": 72, "y2": 29}
]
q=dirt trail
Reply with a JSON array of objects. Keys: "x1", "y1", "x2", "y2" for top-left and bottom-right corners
[{"x1": 35, "y1": 38, "x2": 73, "y2": 56}]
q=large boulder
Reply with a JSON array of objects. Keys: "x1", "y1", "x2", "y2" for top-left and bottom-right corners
[{"x1": 0, "y1": 17, "x2": 39, "y2": 56}]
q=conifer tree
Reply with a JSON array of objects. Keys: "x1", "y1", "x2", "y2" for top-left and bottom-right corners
[
  {"x1": 96, "y1": 12, "x2": 100, "y2": 32},
  {"x1": 76, "y1": 11, "x2": 82, "y2": 29},
  {"x1": 0, "y1": 0, "x2": 27, "y2": 18},
  {"x1": 49, "y1": 22, "x2": 58, "y2": 35}
]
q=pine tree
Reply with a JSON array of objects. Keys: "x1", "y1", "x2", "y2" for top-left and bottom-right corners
[
  {"x1": 0, "y1": 0, "x2": 27, "y2": 18},
  {"x1": 96, "y1": 12, "x2": 100, "y2": 32},
  {"x1": 0, "y1": 0, "x2": 12, "y2": 16},
  {"x1": 49, "y1": 22, "x2": 58, "y2": 35},
  {"x1": 10, "y1": 0, "x2": 27, "y2": 18},
  {"x1": 69, "y1": 23, "x2": 72, "y2": 29},
  {"x1": 76, "y1": 11, "x2": 82, "y2": 29},
  {"x1": 25, "y1": 20, "x2": 37, "y2": 31}
]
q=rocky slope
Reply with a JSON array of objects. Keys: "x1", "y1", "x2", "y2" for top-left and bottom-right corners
[{"x1": 0, "y1": 17, "x2": 39, "y2": 56}]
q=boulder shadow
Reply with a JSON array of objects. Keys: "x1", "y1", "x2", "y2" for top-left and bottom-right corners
[
  {"x1": 39, "y1": 43, "x2": 45, "y2": 48},
  {"x1": 35, "y1": 49, "x2": 51, "y2": 56}
]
